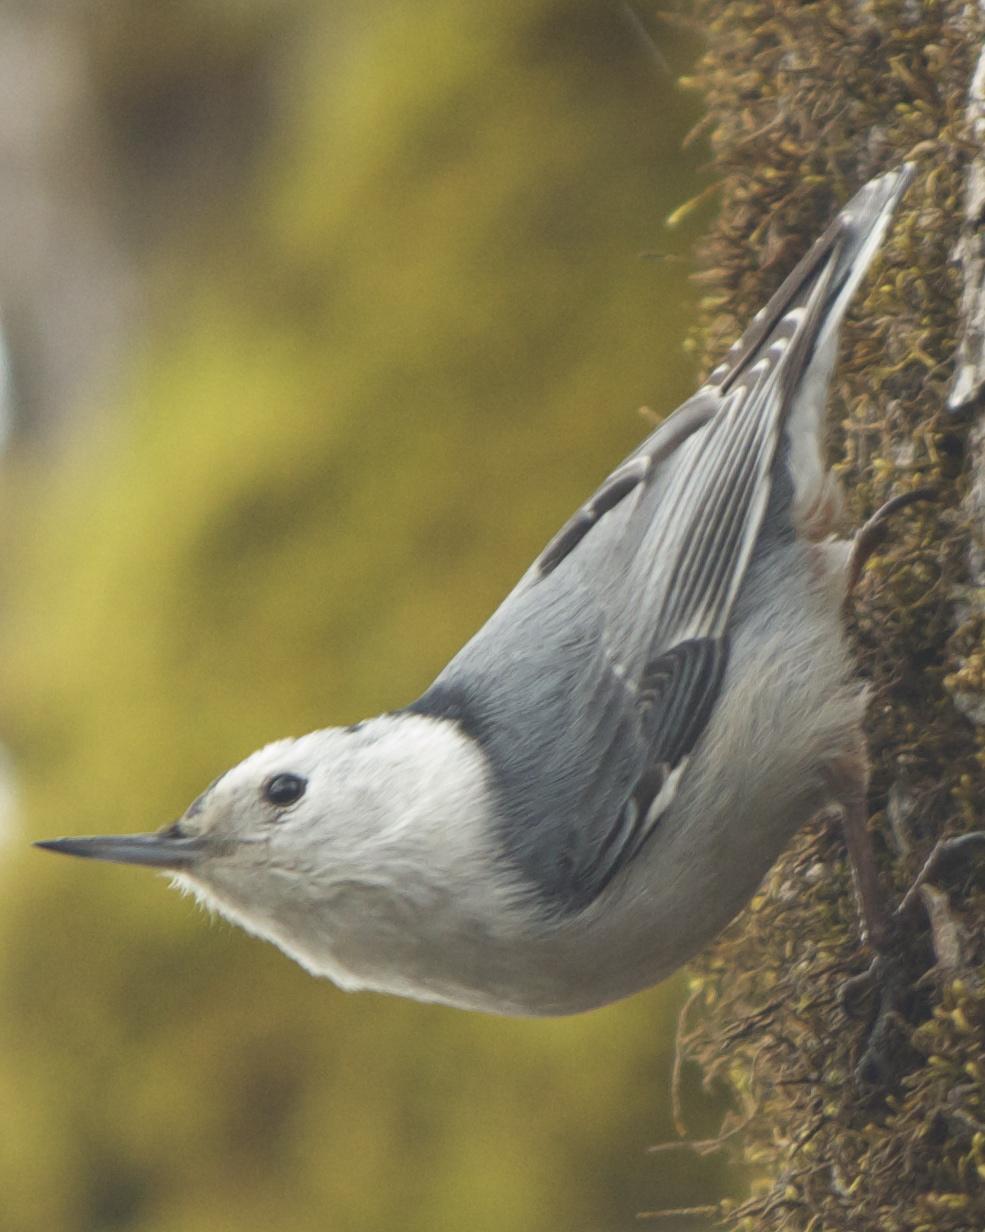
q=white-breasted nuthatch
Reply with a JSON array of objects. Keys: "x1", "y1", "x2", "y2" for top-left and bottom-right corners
[{"x1": 40, "y1": 167, "x2": 920, "y2": 1017}]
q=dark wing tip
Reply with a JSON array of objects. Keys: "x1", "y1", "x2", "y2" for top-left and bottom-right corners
[{"x1": 705, "y1": 163, "x2": 912, "y2": 393}]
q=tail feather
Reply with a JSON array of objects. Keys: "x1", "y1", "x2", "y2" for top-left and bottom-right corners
[
  {"x1": 723, "y1": 165, "x2": 914, "y2": 535},
  {"x1": 707, "y1": 165, "x2": 912, "y2": 394}
]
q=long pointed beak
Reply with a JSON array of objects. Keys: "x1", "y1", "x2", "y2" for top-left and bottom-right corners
[{"x1": 34, "y1": 829, "x2": 207, "y2": 870}]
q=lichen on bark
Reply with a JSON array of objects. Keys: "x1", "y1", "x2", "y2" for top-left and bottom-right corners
[{"x1": 676, "y1": 2, "x2": 985, "y2": 1229}]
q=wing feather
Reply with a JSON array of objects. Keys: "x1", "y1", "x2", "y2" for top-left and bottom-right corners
[
  {"x1": 571, "y1": 637, "x2": 729, "y2": 901},
  {"x1": 411, "y1": 168, "x2": 911, "y2": 915}
]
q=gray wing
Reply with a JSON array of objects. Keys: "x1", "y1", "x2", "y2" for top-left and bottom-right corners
[{"x1": 410, "y1": 167, "x2": 910, "y2": 914}]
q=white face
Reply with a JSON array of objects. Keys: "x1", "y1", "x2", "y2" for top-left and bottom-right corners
[
  {"x1": 157, "y1": 732, "x2": 355, "y2": 945},
  {"x1": 172, "y1": 724, "x2": 406, "y2": 887},
  {"x1": 178, "y1": 735, "x2": 330, "y2": 858},
  {"x1": 163, "y1": 716, "x2": 505, "y2": 1002},
  {"x1": 38, "y1": 711, "x2": 484, "y2": 891},
  {"x1": 38, "y1": 713, "x2": 532, "y2": 1010},
  {"x1": 36, "y1": 724, "x2": 390, "y2": 886}
]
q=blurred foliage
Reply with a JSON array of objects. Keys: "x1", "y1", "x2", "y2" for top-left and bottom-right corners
[{"x1": 0, "y1": 3, "x2": 728, "y2": 1231}]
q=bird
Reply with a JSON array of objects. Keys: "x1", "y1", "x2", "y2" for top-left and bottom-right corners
[{"x1": 38, "y1": 165, "x2": 915, "y2": 1018}]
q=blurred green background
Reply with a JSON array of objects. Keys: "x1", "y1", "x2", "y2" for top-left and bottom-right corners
[{"x1": 0, "y1": 2, "x2": 727, "y2": 1230}]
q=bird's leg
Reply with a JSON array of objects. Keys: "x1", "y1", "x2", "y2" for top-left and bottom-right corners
[
  {"x1": 841, "y1": 480, "x2": 977, "y2": 947},
  {"x1": 839, "y1": 483, "x2": 944, "y2": 946},
  {"x1": 824, "y1": 749, "x2": 890, "y2": 951},
  {"x1": 824, "y1": 749, "x2": 913, "y2": 1085},
  {"x1": 827, "y1": 747, "x2": 985, "y2": 1083},
  {"x1": 836, "y1": 487, "x2": 937, "y2": 947},
  {"x1": 844, "y1": 487, "x2": 937, "y2": 598},
  {"x1": 834, "y1": 486, "x2": 926, "y2": 1077},
  {"x1": 842, "y1": 827, "x2": 985, "y2": 1085}
]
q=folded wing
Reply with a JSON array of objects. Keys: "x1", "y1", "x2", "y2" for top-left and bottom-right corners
[{"x1": 410, "y1": 167, "x2": 911, "y2": 913}]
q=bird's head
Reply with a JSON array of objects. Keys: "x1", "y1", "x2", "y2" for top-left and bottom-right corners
[
  {"x1": 35, "y1": 730, "x2": 350, "y2": 880},
  {"x1": 36, "y1": 721, "x2": 463, "y2": 955},
  {"x1": 34, "y1": 714, "x2": 490, "y2": 959},
  {"x1": 34, "y1": 713, "x2": 512, "y2": 1006}
]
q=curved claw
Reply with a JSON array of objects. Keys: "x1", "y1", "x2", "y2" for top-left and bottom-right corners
[
  {"x1": 842, "y1": 830, "x2": 985, "y2": 1089},
  {"x1": 839, "y1": 952, "x2": 911, "y2": 1088},
  {"x1": 845, "y1": 486, "x2": 938, "y2": 596}
]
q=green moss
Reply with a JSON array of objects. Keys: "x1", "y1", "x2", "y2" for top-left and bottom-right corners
[{"x1": 678, "y1": 1, "x2": 985, "y2": 1229}]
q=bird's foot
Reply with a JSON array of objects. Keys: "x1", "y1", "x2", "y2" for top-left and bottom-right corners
[
  {"x1": 845, "y1": 486, "x2": 938, "y2": 596},
  {"x1": 840, "y1": 830, "x2": 985, "y2": 1088},
  {"x1": 840, "y1": 951, "x2": 912, "y2": 1087}
]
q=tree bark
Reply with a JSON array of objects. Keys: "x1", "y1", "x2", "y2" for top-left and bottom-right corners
[{"x1": 678, "y1": 3, "x2": 985, "y2": 1228}]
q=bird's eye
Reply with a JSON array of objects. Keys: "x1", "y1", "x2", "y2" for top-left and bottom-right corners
[{"x1": 262, "y1": 773, "x2": 307, "y2": 808}]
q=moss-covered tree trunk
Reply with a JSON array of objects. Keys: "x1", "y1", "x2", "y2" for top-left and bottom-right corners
[{"x1": 678, "y1": 2, "x2": 985, "y2": 1228}]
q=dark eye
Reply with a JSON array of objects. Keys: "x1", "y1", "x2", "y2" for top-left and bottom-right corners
[{"x1": 263, "y1": 773, "x2": 307, "y2": 808}]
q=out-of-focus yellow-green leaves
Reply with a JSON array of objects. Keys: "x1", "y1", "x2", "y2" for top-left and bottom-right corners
[{"x1": 0, "y1": 3, "x2": 727, "y2": 1230}]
